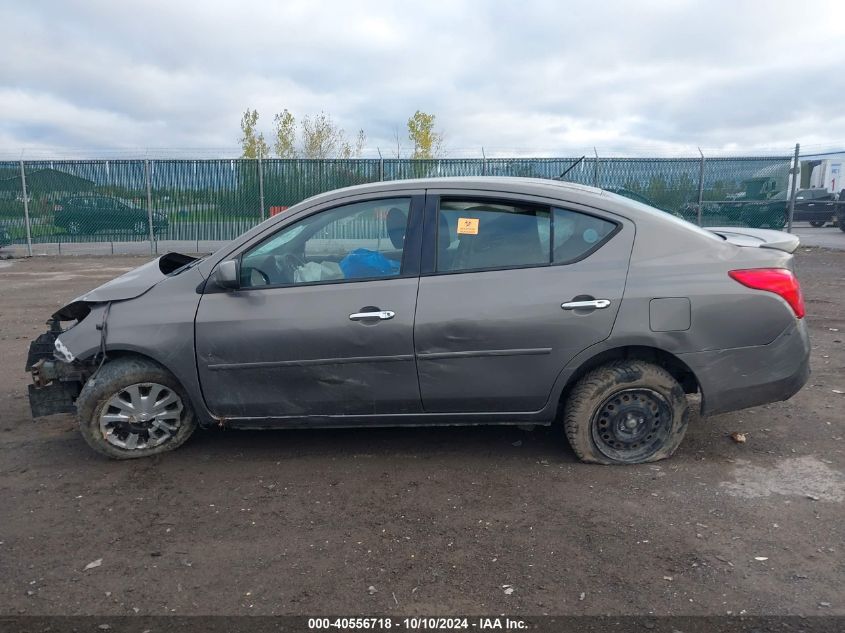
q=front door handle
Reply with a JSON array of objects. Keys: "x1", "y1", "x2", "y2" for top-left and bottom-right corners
[
  {"x1": 349, "y1": 310, "x2": 395, "y2": 321},
  {"x1": 561, "y1": 299, "x2": 611, "y2": 310}
]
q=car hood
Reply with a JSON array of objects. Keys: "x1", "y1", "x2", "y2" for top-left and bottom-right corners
[{"x1": 52, "y1": 252, "x2": 199, "y2": 320}]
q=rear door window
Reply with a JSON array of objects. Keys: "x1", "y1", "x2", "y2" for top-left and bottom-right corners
[
  {"x1": 437, "y1": 200, "x2": 550, "y2": 272},
  {"x1": 436, "y1": 198, "x2": 617, "y2": 272}
]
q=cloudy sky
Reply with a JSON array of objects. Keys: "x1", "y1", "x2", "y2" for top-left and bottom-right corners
[{"x1": 1, "y1": 0, "x2": 844, "y2": 158}]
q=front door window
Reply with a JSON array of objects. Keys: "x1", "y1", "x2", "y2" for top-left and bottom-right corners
[{"x1": 240, "y1": 198, "x2": 412, "y2": 287}]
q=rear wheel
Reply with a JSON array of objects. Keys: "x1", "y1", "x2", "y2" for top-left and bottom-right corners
[
  {"x1": 66, "y1": 220, "x2": 83, "y2": 235},
  {"x1": 809, "y1": 220, "x2": 826, "y2": 228},
  {"x1": 77, "y1": 357, "x2": 196, "y2": 459},
  {"x1": 563, "y1": 360, "x2": 689, "y2": 464}
]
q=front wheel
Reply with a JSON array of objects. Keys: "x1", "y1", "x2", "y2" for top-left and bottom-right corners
[
  {"x1": 563, "y1": 360, "x2": 689, "y2": 464},
  {"x1": 809, "y1": 220, "x2": 826, "y2": 228},
  {"x1": 77, "y1": 357, "x2": 197, "y2": 459}
]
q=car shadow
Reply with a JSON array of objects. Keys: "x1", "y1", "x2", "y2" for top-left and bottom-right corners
[
  {"x1": 177, "y1": 400, "x2": 721, "y2": 466},
  {"x1": 182, "y1": 422, "x2": 579, "y2": 463}
]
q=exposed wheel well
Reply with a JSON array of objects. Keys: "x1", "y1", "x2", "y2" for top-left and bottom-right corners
[
  {"x1": 558, "y1": 345, "x2": 699, "y2": 412},
  {"x1": 87, "y1": 350, "x2": 185, "y2": 394},
  {"x1": 97, "y1": 349, "x2": 169, "y2": 372}
]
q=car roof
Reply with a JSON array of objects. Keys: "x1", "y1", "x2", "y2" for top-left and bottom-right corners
[
  {"x1": 299, "y1": 176, "x2": 607, "y2": 207},
  {"x1": 322, "y1": 175, "x2": 602, "y2": 194}
]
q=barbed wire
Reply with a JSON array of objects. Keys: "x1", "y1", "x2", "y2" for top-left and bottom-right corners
[{"x1": 0, "y1": 144, "x2": 816, "y2": 161}]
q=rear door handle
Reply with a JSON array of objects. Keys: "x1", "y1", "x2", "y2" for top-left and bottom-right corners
[
  {"x1": 561, "y1": 299, "x2": 611, "y2": 310},
  {"x1": 349, "y1": 310, "x2": 395, "y2": 321}
]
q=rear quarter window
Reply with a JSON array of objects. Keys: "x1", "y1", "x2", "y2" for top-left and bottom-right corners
[{"x1": 552, "y1": 208, "x2": 618, "y2": 263}]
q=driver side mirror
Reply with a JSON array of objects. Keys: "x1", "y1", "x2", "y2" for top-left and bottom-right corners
[{"x1": 213, "y1": 259, "x2": 240, "y2": 289}]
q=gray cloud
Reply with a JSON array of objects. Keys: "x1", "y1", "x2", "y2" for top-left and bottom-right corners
[{"x1": 1, "y1": 0, "x2": 844, "y2": 158}]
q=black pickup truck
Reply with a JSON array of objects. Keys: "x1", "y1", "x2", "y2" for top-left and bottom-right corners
[
  {"x1": 793, "y1": 188, "x2": 837, "y2": 227},
  {"x1": 752, "y1": 188, "x2": 837, "y2": 228}
]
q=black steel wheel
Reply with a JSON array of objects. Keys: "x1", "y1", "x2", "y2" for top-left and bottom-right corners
[
  {"x1": 590, "y1": 388, "x2": 673, "y2": 463},
  {"x1": 563, "y1": 360, "x2": 689, "y2": 464}
]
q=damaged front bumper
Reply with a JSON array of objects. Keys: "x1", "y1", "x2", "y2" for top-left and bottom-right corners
[{"x1": 26, "y1": 323, "x2": 89, "y2": 418}]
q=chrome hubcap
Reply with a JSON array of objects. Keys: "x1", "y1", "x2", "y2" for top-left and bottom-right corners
[{"x1": 99, "y1": 383, "x2": 183, "y2": 450}]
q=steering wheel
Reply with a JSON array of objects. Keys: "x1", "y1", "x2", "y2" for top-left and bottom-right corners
[
  {"x1": 255, "y1": 252, "x2": 306, "y2": 284},
  {"x1": 275, "y1": 252, "x2": 306, "y2": 283}
]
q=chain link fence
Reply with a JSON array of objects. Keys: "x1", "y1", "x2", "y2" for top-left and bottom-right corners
[{"x1": 2, "y1": 148, "x2": 831, "y2": 255}]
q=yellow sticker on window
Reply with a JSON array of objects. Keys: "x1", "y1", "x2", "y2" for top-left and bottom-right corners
[{"x1": 457, "y1": 217, "x2": 479, "y2": 235}]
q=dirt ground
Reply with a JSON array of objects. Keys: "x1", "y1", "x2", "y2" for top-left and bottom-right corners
[{"x1": 0, "y1": 250, "x2": 842, "y2": 617}]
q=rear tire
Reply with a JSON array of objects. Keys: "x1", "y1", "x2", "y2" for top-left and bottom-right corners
[
  {"x1": 809, "y1": 220, "x2": 826, "y2": 228},
  {"x1": 563, "y1": 360, "x2": 689, "y2": 464},
  {"x1": 77, "y1": 357, "x2": 196, "y2": 459}
]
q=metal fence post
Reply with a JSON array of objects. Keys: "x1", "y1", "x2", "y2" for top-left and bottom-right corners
[
  {"x1": 19, "y1": 159, "x2": 33, "y2": 256},
  {"x1": 592, "y1": 148, "x2": 599, "y2": 187},
  {"x1": 144, "y1": 159, "x2": 155, "y2": 254},
  {"x1": 257, "y1": 152, "x2": 266, "y2": 220},
  {"x1": 696, "y1": 148, "x2": 705, "y2": 226},
  {"x1": 482, "y1": 147, "x2": 487, "y2": 176},
  {"x1": 786, "y1": 143, "x2": 800, "y2": 234}
]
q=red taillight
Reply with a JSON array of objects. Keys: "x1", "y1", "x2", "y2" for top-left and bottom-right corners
[{"x1": 729, "y1": 268, "x2": 805, "y2": 318}]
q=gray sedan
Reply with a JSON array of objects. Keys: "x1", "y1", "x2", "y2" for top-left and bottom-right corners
[{"x1": 26, "y1": 177, "x2": 810, "y2": 464}]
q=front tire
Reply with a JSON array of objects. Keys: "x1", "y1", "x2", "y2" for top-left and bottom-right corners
[
  {"x1": 77, "y1": 357, "x2": 196, "y2": 459},
  {"x1": 563, "y1": 360, "x2": 689, "y2": 464},
  {"x1": 770, "y1": 213, "x2": 787, "y2": 230}
]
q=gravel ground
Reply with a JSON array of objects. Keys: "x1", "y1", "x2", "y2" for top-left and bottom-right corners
[{"x1": 0, "y1": 250, "x2": 842, "y2": 616}]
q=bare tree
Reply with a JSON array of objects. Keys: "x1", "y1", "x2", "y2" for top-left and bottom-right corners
[
  {"x1": 241, "y1": 108, "x2": 366, "y2": 158},
  {"x1": 302, "y1": 112, "x2": 351, "y2": 159},
  {"x1": 392, "y1": 126, "x2": 404, "y2": 158}
]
